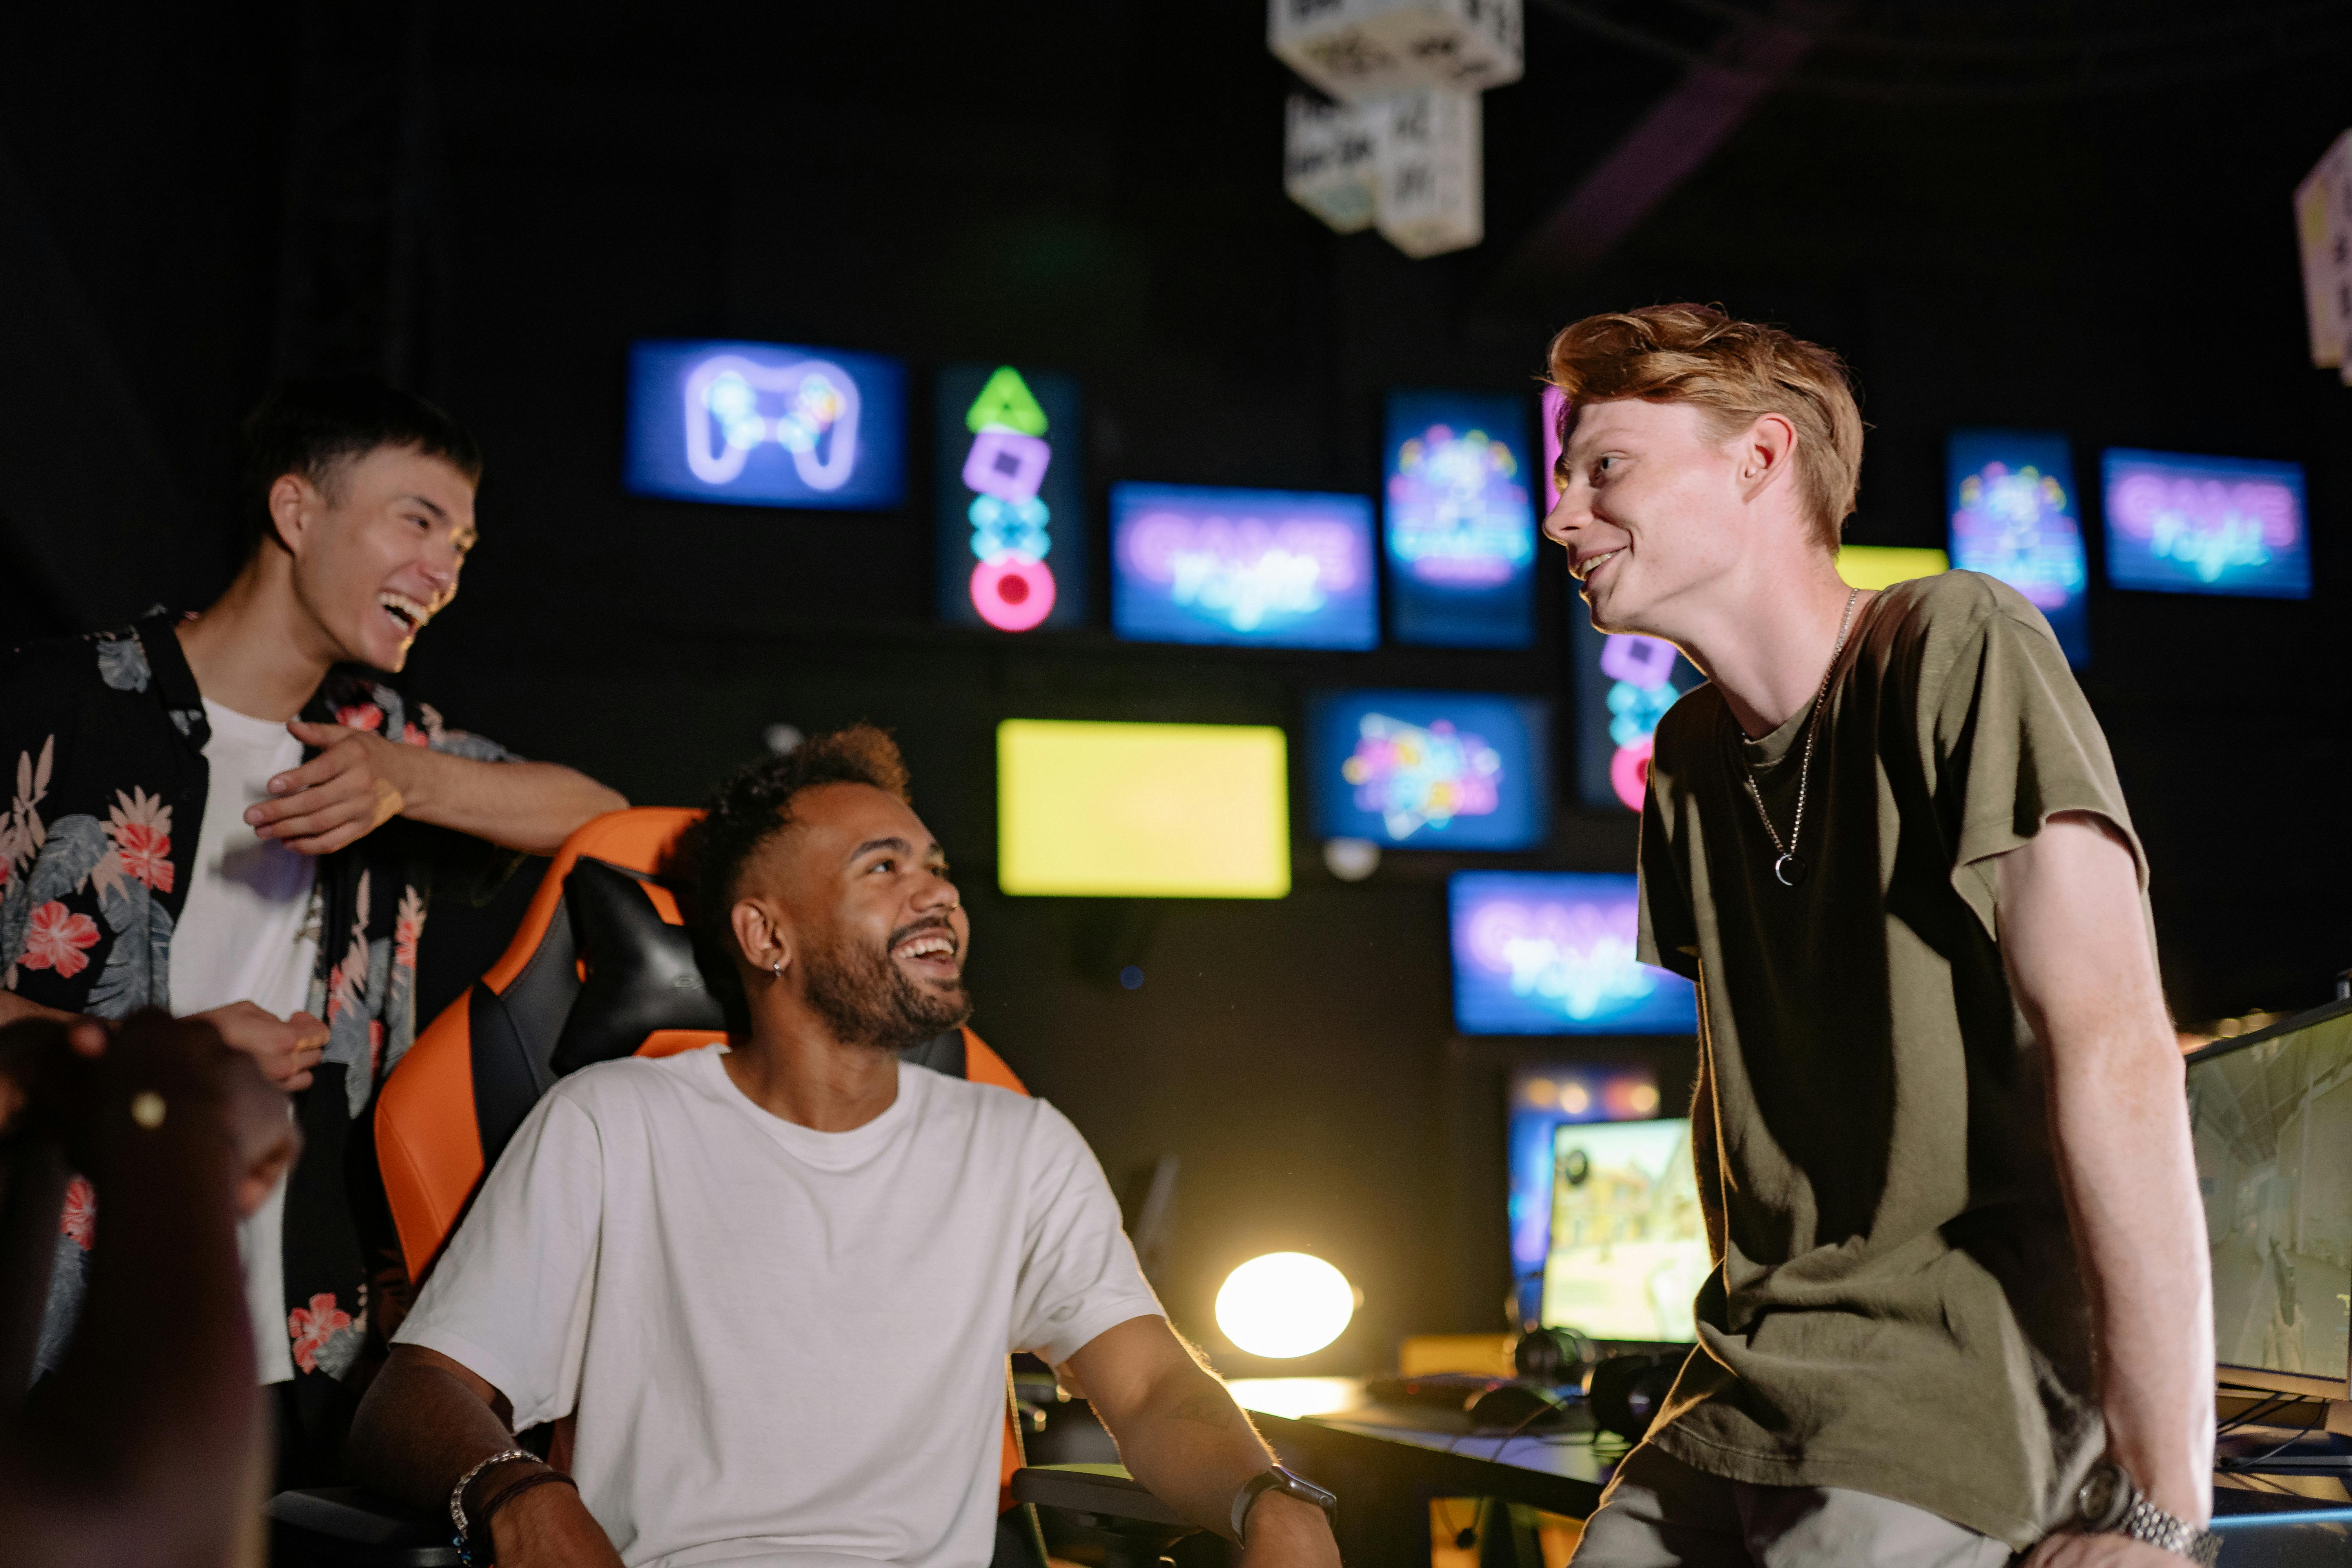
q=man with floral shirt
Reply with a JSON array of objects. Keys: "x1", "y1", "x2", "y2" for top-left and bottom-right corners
[{"x1": 0, "y1": 377, "x2": 625, "y2": 1481}]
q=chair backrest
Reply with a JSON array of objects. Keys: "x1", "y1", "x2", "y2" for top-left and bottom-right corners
[{"x1": 375, "y1": 808, "x2": 1035, "y2": 1505}]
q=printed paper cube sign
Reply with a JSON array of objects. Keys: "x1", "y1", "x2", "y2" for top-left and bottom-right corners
[
  {"x1": 1269, "y1": 0, "x2": 1524, "y2": 103},
  {"x1": 2294, "y1": 128, "x2": 2352, "y2": 381},
  {"x1": 1376, "y1": 88, "x2": 1482, "y2": 258},
  {"x1": 1285, "y1": 95, "x2": 1380, "y2": 234}
]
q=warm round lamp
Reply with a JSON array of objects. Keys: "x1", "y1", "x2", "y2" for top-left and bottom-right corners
[{"x1": 1214, "y1": 1252, "x2": 1355, "y2": 1359}]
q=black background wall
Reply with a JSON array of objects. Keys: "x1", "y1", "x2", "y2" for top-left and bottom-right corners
[{"x1": 4, "y1": 1, "x2": 2348, "y2": 1375}]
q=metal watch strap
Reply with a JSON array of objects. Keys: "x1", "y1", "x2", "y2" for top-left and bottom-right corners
[
  {"x1": 1230, "y1": 1465, "x2": 1337, "y2": 1543},
  {"x1": 450, "y1": 1447, "x2": 537, "y2": 1540},
  {"x1": 2121, "y1": 1495, "x2": 2222, "y2": 1568}
]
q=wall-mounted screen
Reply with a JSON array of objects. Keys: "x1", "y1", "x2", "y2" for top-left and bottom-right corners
[
  {"x1": 1946, "y1": 431, "x2": 2089, "y2": 665},
  {"x1": 935, "y1": 365, "x2": 1086, "y2": 633},
  {"x1": 2102, "y1": 448, "x2": 2311, "y2": 600},
  {"x1": 1305, "y1": 690, "x2": 1549, "y2": 850},
  {"x1": 1835, "y1": 546, "x2": 1949, "y2": 591},
  {"x1": 1383, "y1": 390, "x2": 1537, "y2": 648},
  {"x1": 1449, "y1": 871, "x2": 1699, "y2": 1036},
  {"x1": 1505, "y1": 1063, "x2": 1662, "y2": 1306},
  {"x1": 624, "y1": 339, "x2": 905, "y2": 510},
  {"x1": 1542, "y1": 1118, "x2": 1708, "y2": 1344},
  {"x1": 1110, "y1": 484, "x2": 1378, "y2": 650},
  {"x1": 1568, "y1": 606, "x2": 1702, "y2": 813},
  {"x1": 997, "y1": 720, "x2": 1290, "y2": 898}
]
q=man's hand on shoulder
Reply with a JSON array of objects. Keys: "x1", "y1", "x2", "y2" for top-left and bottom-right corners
[
  {"x1": 253, "y1": 720, "x2": 408, "y2": 855},
  {"x1": 489, "y1": 1476, "x2": 624, "y2": 1568},
  {"x1": 2026, "y1": 1529, "x2": 2200, "y2": 1567},
  {"x1": 1240, "y1": 1491, "x2": 1341, "y2": 1568},
  {"x1": 196, "y1": 1000, "x2": 327, "y2": 1092}
]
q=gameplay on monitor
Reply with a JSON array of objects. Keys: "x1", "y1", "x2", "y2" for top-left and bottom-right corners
[
  {"x1": 1541, "y1": 1118, "x2": 1710, "y2": 1345},
  {"x1": 2188, "y1": 1009, "x2": 2352, "y2": 1394}
]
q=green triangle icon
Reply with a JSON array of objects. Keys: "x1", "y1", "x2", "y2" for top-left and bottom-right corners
[{"x1": 965, "y1": 365, "x2": 1048, "y2": 436}]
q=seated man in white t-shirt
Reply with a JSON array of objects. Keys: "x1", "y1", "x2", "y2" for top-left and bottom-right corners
[{"x1": 347, "y1": 728, "x2": 1343, "y2": 1568}]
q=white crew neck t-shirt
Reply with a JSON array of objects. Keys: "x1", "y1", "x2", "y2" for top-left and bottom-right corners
[
  {"x1": 169, "y1": 697, "x2": 319, "y2": 1387},
  {"x1": 397, "y1": 1049, "x2": 1163, "y2": 1568}
]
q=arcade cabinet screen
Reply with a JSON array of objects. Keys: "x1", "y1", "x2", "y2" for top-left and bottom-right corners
[
  {"x1": 2188, "y1": 1006, "x2": 2352, "y2": 1394},
  {"x1": 935, "y1": 364, "x2": 1086, "y2": 633},
  {"x1": 1109, "y1": 483, "x2": 1379, "y2": 650},
  {"x1": 1542, "y1": 1117, "x2": 1709, "y2": 1344},
  {"x1": 1448, "y1": 872, "x2": 1699, "y2": 1036},
  {"x1": 1305, "y1": 689, "x2": 1549, "y2": 851},
  {"x1": 624, "y1": 339, "x2": 906, "y2": 510},
  {"x1": 1383, "y1": 389, "x2": 1537, "y2": 648},
  {"x1": 996, "y1": 720, "x2": 1291, "y2": 898},
  {"x1": 1947, "y1": 430, "x2": 2089, "y2": 666},
  {"x1": 1567, "y1": 610, "x2": 1703, "y2": 814},
  {"x1": 2102, "y1": 449, "x2": 2311, "y2": 600},
  {"x1": 1505, "y1": 1063, "x2": 1662, "y2": 1305}
]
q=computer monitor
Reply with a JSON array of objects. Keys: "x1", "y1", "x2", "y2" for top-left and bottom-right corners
[
  {"x1": 1504, "y1": 1063, "x2": 1662, "y2": 1316},
  {"x1": 2187, "y1": 998, "x2": 2352, "y2": 1400},
  {"x1": 1541, "y1": 1117, "x2": 1709, "y2": 1344}
]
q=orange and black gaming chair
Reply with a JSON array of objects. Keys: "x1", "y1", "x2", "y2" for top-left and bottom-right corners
[{"x1": 268, "y1": 809, "x2": 1189, "y2": 1567}]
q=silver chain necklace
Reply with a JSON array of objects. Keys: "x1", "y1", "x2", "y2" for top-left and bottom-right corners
[{"x1": 1739, "y1": 586, "x2": 1860, "y2": 889}]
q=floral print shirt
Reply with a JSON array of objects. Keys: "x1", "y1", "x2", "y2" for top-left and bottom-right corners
[{"x1": 1, "y1": 613, "x2": 516, "y2": 1436}]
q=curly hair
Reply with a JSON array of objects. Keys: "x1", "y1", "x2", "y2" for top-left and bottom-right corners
[
  {"x1": 1546, "y1": 304, "x2": 1864, "y2": 552},
  {"x1": 683, "y1": 725, "x2": 913, "y2": 970}
]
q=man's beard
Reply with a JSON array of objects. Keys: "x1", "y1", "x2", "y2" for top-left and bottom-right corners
[{"x1": 800, "y1": 920, "x2": 973, "y2": 1053}]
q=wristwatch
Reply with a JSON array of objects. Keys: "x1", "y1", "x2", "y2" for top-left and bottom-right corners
[
  {"x1": 2073, "y1": 1460, "x2": 2221, "y2": 1568},
  {"x1": 1230, "y1": 1466, "x2": 1338, "y2": 1543}
]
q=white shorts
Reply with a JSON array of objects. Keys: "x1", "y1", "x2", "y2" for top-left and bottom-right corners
[{"x1": 1571, "y1": 1444, "x2": 2016, "y2": 1568}]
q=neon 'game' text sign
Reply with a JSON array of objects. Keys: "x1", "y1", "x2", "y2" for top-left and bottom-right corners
[
  {"x1": 2102, "y1": 448, "x2": 2310, "y2": 599},
  {"x1": 1111, "y1": 484, "x2": 1377, "y2": 649},
  {"x1": 1450, "y1": 872, "x2": 1697, "y2": 1035}
]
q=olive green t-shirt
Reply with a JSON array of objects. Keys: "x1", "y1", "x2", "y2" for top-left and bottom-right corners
[{"x1": 1636, "y1": 571, "x2": 2144, "y2": 1550}]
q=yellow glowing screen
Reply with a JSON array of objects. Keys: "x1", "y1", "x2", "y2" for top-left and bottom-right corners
[
  {"x1": 997, "y1": 720, "x2": 1291, "y2": 898},
  {"x1": 1836, "y1": 546, "x2": 1949, "y2": 590}
]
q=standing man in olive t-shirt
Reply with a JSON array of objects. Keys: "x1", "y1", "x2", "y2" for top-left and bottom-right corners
[{"x1": 1543, "y1": 307, "x2": 2214, "y2": 1568}]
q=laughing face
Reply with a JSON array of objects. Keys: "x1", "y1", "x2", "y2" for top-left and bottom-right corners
[
  {"x1": 279, "y1": 444, "x2": 478, "y2": 673},
  {"x1": 1543, "y1": 397, "x2": 1748, "y2": 637},
  {"x1": 757, "y1": 782, "x2": 973, "y2": 1051}
]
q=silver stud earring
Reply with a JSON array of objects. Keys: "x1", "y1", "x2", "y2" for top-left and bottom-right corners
[{"x1": 768, "y1": 958, "x2": 784, "y2": 977}]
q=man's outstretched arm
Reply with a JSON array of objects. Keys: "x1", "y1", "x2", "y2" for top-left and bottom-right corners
[
  {"x1": 1060, "y1": 1315, "x2": 1341, "y2": 1568},
  {"x1": 1999, "y1": 811, "x2": 2212, "y2": 1561},
  {"x1": 349, "y1": 1343, "x2": 621, "y2": 1568},
  {"x1": 248, "y1": 721, "x2": 626, "y2": 856}
]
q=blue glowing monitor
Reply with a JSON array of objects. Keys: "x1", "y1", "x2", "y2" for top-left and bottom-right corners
[
  {"x1": 935, "y1": 365, "x2": 1086, "y2": 632},
  {"x1": 1305, "y1": 690, "x2": 1549, "y2": 850},
  {"x1": 1110, "y1": 483, "x2": 1378, "y2": 650},
  {"x1": 1383, "y1": 390, "x2": 1537, "y2": 648},
  {"x1": 1947, "y1": 430, "x2": 2089, "y2": 665},
  {"x1": 1504, "y1": 1062, "x2": 1663, "y2": 1298},
  {"x1": 2102, "y1": 449, "x2": 2311, "y2": 599},
  {"x1": 624, "y1": 339, "x2": 906, "y2": 510},
  {"x1": 1450, "y1": 872, "x2": 1699, "y2": 1036},
  {"x1": 1568, "y1": 604, "x2": 1702, "y2": 813}
]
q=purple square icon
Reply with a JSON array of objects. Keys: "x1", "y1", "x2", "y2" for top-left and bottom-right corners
[{"x1": 963, "y1": 430, "x2": 1051, "y2": 505}]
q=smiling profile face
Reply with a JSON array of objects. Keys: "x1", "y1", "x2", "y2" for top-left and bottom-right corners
[
  {"x1": 740, "y1": 780, "x2": 973, "y2": 1050},
  {"x1": 1543, "y1": 397, "x2": 1755, "y2": 637},
  {"x1": 278, "y1": 444, "x2": 478, "y2": 673}
]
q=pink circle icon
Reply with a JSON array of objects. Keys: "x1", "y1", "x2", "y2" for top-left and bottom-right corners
[
  {"x1": 971, "y1": 558, "x2": 1055, "y2": 632},
  {"x1": 1610, "y1": 735, "x2": 1653, "y2": 812}
]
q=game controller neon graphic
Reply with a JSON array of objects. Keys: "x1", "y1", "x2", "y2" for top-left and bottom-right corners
[
  {"x1": 1120, "y1": 512, "x2": 1363, "y2": 633},
  {"x1": 1951, "y1": 462, "x2": 2086, "y2": 611},
  {"x1": 1386, "y1": 423, "x2": 1534, "y2": 586},
  {"x1": 682, "y1": 354, "x2": 862, "y2": 489},
  {"x1": 2107, "y1": 469, "x2": 2299, "y2": 583},
  {"x1": 1599, "y1": 633, "x2": 1681, "y2": 811},
  {"x1": 1342, "y1": 712, "x2": 1502, "y2": 839},
  {"x1": 959, "y1": 369, "x2": 1058, "y2": 632},
  {"x1": 1464, "y1": 894, "x2": 1658, "y2": 1021}
]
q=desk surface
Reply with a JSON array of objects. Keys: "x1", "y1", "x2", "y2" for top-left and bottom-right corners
[{"x1": 1227, "y1": 1376, "x2": 1621, "y2": 1488}]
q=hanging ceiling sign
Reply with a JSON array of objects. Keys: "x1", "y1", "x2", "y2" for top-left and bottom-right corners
[
  {"x1": 935, "y1": 364, "x2": 1086, "y2": 633},
  {"x1": 623, "y1": 339, "x2": 905, "y2": 510}
]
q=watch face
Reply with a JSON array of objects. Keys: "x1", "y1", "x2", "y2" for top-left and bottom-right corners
[{"x1": 2076, "y1": 1466, "x2": 2123, "y2": 1528}]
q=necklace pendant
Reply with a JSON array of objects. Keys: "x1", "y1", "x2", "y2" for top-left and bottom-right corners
[{"x1": 1773, "y1": 853, "x2": 1808, "y2": 887}]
